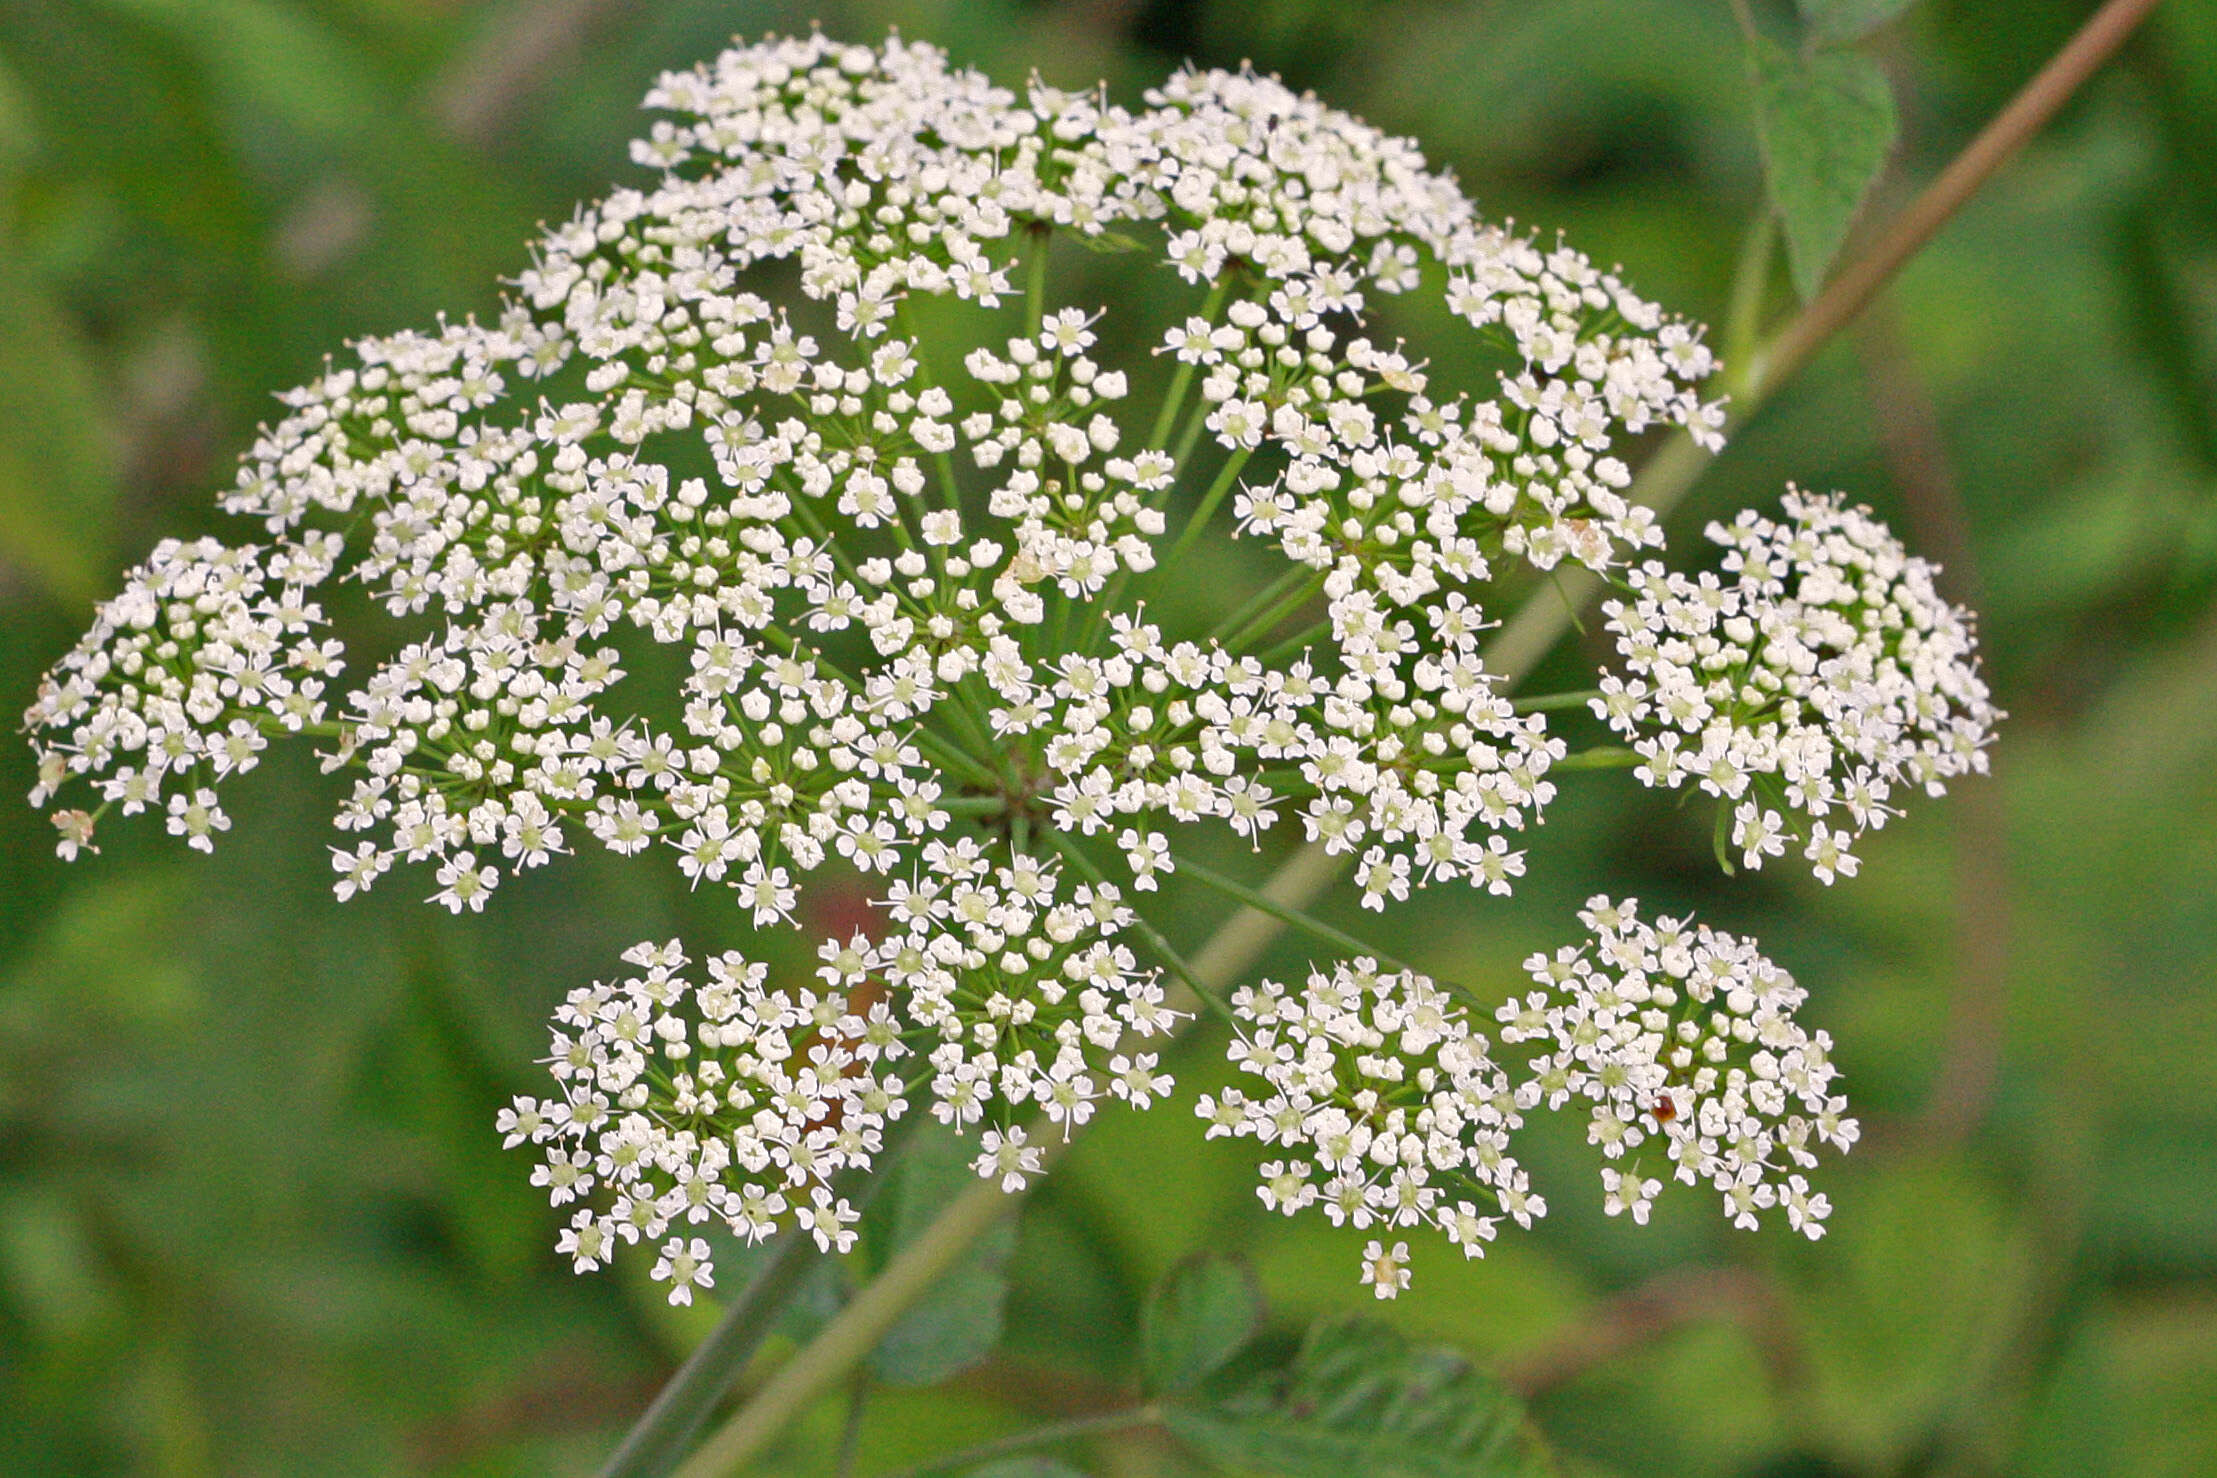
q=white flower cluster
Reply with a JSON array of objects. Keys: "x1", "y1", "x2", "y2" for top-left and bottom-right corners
[
  {"x1": 1592, "y1": 489, "x2": 1999, "y2": 883},
  {"x1": 20, "y1": 34, "x2": 1976, "y2": 1303},
  {"x1": 499, "y1": 940, "x2": 905, "y2": 1301},
  {"x1": 1215, "y1": 896, "x2": 1856, "y2": 1295},
  {"x1": 26, "y1": 534, "x2": 343, "y2": 860},
  {"x1": 1202, "y1": 958, "x2": 1540, "y2": 1286},
  {"x1": 1500, "y1": 896, "x2": 1857, "y2": 1239}
]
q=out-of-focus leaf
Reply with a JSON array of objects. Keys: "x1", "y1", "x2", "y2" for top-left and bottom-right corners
[
  {"x1": 1141, "y1": 1252, "x2": 1262, "y2": 1395},
  {"x1": 1749, "y1": 36, "x2": 1897, "y2": 299},
  {"x1": 0, "y1": 253, "x2": 115, "y2": 606},
  {"x1": 93, "y1": 0, "x2": 379, "y2": 147},
  {"x1": 1796, "y1": 0, "x2": 1920, "y2": 45},
  {"x1": 865, "y1": 1123, "x2": 1016, "y2": 1386},
  {"x1": 0, "y1": 1189, "x2": 120, "y2": 1340},
  {"x1": 1164, "y1": 1316, "x2": 1550, "y2": 1477},
  {"x1": 966, "y1": 1459, "x2": 1088, "y2": 1478}
]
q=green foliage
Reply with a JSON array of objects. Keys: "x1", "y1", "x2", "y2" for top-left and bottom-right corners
[
  {"x1": 864, "y1": 1125, "x2": 1019, "y2": 1387},
  {"x1": 2, "y1": 1, "x2": 2216, "y2": 1475},
  {"x1": 1749, "y1": 35, "x2": 1899, "y2": 300},
  {"x1": 1140, "y1": 1252, "x2": 1264, "y2": 1395},
  {"x1": 965, "y1": 1460, "x2": 1087, "y2": 1478},
  {"x1": 0, "y1": 256, "x2": 114, "y2": 607},
  {"x1": 1796, "y1": 0, "x2": 1921, "y2": 45},
  {"x1": 1163, "y1": 1316, "x2": 1551, "y2": 1478}
]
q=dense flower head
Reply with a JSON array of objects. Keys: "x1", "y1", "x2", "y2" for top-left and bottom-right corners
[
  {"x1": 1214, "y1": 896, "x2": 1856, "y2": 1294},
  {"x1": 1203, "y1": 958, "x2": 1538, "y2": 1270},
  {"x1": 1592, "y1": 488, "x2": 2000, "y2": 883},
  {"x1": 19, "y1": 33, "x2": 1978, "y2": 1302},
  {"x1": 1500, "y1": 896, "x2": 1858, "y2": 1238},
  {"x1": 500, "y1": 939, "x2": 903, "y2": 1296}
]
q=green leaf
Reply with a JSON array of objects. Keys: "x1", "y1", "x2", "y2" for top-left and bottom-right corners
[
  {"x1": 1749, "y1": 36, "x2": 1898, "y2": 300},
  {"x1": 966, "y1": 1461, "x2": 1088, "y2": 1478},
  {"x1": 1795, "y1": 0, "x2": 1920, "y2": 45},
  {"x1": 1164, "y1": 1317, "x2": 1550, "y2": 1478},
  {"x1": 1141, "y1": 1253, "x2": 1263, "y2": 1395},
  {"x1": 864, "y1": 1124, "x2": 1016, "y2": 1386},
  {"x1": 0, "y1": 252, "x2": 115, "y2": 607}
]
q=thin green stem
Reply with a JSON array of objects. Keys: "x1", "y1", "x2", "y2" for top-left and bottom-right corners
[
  {"x1": 935, "y1": 794, "x2": 1010, "y2": 817},
  {"x1": 1511, "y1": 688, "x2": 1604, "y2": 715},
  {"x1": 1553, "y1": 745, "x2": 1642, "y2": 771},
  {"x1": 1045, "y1": 828, "x2": 1235, "y2": 1025},
  {"x1": 835, "y1": 1376, "x2": 870, "y2": 1478},
  {"x1": 1169, "y1": 851, "x2": 1428, "y2": 981},
  {"x1": 1256, "y1": 616, "x2": 1333, "y2": 668},
  {"x1": 1164, "y1": 391, "x2": 1214, "y2": 479},
  {"x1": 595, "y1": 1232, "x2": 823, "y2": 1478},
  {"x1": 1224, "y1": 568, "x2": 1328, "y2": 654},
  {"x1": 1721, "y1": 210, "x2": 1777, "y2": 399},
  {"x1": 1146, "y1": 278, "x2": 1231, "y2": 450},
  {"x1": 1024, "y1": 224, "x2": 1050, "y2": 338},
  {"x1": 1208, "y1": 561, "x2": 1317, "y2": 645},
  {"x1": 870, "y1": 1406, "x2": 1163, "y2": 1478},
  {"x1": 1156, "y1": 446, "x2": 1254, "y2": 581}
]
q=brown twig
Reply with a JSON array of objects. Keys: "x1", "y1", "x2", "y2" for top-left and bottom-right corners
[
  {"x1": 1497, "y1": 1265, "x2": 1800, "y2": 1398},
  {"x1": 1758, "y1": 0, "x2": 2165, "y2": 401}
]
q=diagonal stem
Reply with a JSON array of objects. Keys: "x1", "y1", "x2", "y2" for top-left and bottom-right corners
[
  {"x1": 668, "y1": 843, "x2": 1345, "y2": 1478},
  {"x1": 1169, "y1": 851, "x2": 1425, "y2": 981},
  {"x1": 1043, "y1": 828, "x2": 1236, "y2": 1024},
  {"x1": 1483, "y1": 0, "x2": 2161, "y2": 684}
]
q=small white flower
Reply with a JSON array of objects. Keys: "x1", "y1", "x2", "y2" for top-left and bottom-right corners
[{"x1": 1359, "y1": 1240, "x2": 1411, "y2": 1299}]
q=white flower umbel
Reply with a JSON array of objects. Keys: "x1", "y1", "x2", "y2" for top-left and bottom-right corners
[
  {"x1": 1205, "y1": 957, "x2": 1540, "y2": 1287},
  {"x1": 1501, "y1": 896, "x2": 1859, "y2": 1239},
  {"x1": 1592, "y1": 489, "x2": 2000, "y2": 882},
  {"x1": 1215, "y1": 898, "x2": 1857, "y2": 1296},
  {"x1": 503, "y1": 939, "x2": 902, "y2": 1299},
  {"x1": 22, "y1": 35, "x2": 1973, "y2": 1303}
]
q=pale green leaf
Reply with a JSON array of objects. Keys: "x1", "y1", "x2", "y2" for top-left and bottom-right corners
[
  {"x1": 1141, "y1": 1253, "x2": 1262, "y2": 1395},
  {"x1": 865, "y1": 1124, "x2": 1016, "y2": 1386},
  {"x1": 1750, "y1": 37, "x2": 1898, "y2": 300},
  {"x1": 1796, "y1": 0, "x2": 1920, "y2": 45}
]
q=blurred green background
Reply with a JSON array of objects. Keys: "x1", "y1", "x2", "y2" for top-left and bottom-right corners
[{"x1": 3, "y1": 0, "x2": 2216, "y2": 1473}]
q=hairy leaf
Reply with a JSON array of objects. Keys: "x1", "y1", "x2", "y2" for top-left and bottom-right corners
[{"x1": 1164, "y1": 1317, "x2": 1550, "y2": 1477}]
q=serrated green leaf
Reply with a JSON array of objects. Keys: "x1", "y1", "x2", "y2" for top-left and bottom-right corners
[
  {"x1": 1796, "y1": 0, "x2": 1920, "y2": 45},
  {"x1": 1141, "y1": 1252, "x2": 1263, "y2": 1395},
  {"x1": 1749, "y1": 37, "x2": 1898, "y2": 300},
  {"x1": 864, "y1": 1124, "x2": 1016, "y2": 1386},
  {"x1": 1164, "y1": 1317, "x2": 1550, "y2": 1478}
]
